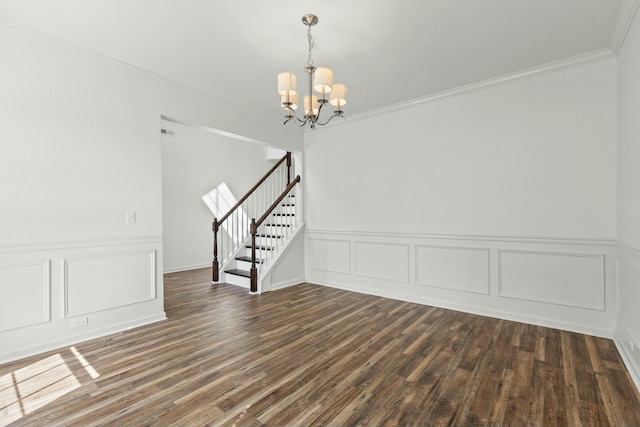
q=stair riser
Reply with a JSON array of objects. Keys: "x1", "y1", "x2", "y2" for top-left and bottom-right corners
[
  {"x1": 234, "y1": 259, "x2": 264, "y2": 271},
  {"x1": 251, "y1": 208, "x2": 294, "y2": 218},
  {"x1": 235, "y1": 260, "x2": 249, "y2": 270},
  {"x1": 278, "y1": 206, "x2": 296, "y2": 215},
  {"x1": 225, "y1": 273, "x2": 250, "y2": 288},
  {"x1": 259, "y1": 228, "x2": 287, "y2": 237},
  {"x1": 271, "y1": 212, "x2": 296, "y2": 218},
  {"x1": 255, "y1": 236, "x2": 283, "y2": 247},
  {"x1": 243, "y1": 247, "x2": 275, "y2": 259}
]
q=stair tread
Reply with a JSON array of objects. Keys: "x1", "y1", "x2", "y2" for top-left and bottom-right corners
[
  {"x1": 257, "y1": 234, "x2": 283, "y2": 238},
  {"x1": 225, "y1": 268, "x2": 251, "y2": 278},
  {"x1": 235, "y1": 255, "x2": 264, "y2": 264},
  {"x1": 265, "y1": 223, "x2": 292, "y2": 227},
  {"x1": 273, "y1": 213, "x2": 295, "y2": 216}
]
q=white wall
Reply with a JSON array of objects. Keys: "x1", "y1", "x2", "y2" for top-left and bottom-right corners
[
  {"x1": 616, "y1": 9, "x2": 640, "y2": 387},
  {"x1": 161, "y1": 122, "x2": 277, "y2": 273},
  {"x1": 0, "y1": 21, "x2": 302, "y2": 362},
  {"x1": 304, "y1": 57, "x2": 618, "y2": 337}
]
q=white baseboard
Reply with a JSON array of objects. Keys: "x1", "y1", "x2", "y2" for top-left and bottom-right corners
[
  {"x1": 163, "y1": 263, "x2": 210, "y2": 274},
  {"x1": 271, "y1": 277, "x2": 305, "y2": 291},
  {"x1": 614, "y1": 331, "x2": 640, "y2": 393},
  {"x1": 0, "y1": 312, "x2": 167, "y2": 365},
  {"x1": 307, "y1": 278, "x2": 612, "y2": 338}
]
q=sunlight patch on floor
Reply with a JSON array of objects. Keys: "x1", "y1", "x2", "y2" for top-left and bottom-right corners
[
  {"x1": 70, "y1": 346, "x2": 100, "y2": 379},
  {"x1": 0, "y1": 347, "x2": 100, "y2": 426}
]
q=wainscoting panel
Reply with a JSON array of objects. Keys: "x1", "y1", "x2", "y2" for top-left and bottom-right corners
[
  {"x1": 306, "y1": 238, "x2": 350, "y2": 274},
  {"x1": 0, "y1": 261, "x2": 50, "y2": 332},
  {"x1": 0, "y1": 237, "x2": 165, "y2": 364},
  {"x1": 617, "y1": 245, "x2": 640, "y2": 334},
  {"x1": 355, "y1": 241, "x2": 409, "y2": 283},
  {"x1": 305, "y1": 230, "x2": 616, "y2": 337},
  {"x1": 415, "y1": 245, "x2": 489, "y2": 294},
  {"x1": 498, "y1": 250, "x2": 604, "y2": 310},
  {"x1": 615, "y1": 242, "x2": 640, "y2": 391},
  {"x1": 64, "y1": 250, "x2": 156, "y2": 317}
]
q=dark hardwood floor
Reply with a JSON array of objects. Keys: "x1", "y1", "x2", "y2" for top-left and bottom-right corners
[{"x1": 1, "y1": 267, "x2": 639, "y2": 426}]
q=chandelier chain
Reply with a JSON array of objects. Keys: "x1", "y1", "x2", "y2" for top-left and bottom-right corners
[{"x1": 306, "y1": 26, "x2": 316, "y2": 68}]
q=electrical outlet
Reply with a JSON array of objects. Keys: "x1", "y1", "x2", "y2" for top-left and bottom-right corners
[
  {"x1": 630, "y1": 338, "x2": 635, "y2": 352},
  {"x1": 71, "y1": 317, "x2": 88, "y2": 329}
]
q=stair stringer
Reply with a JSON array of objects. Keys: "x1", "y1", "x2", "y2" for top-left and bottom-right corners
[{"x1": 257, "y1": 222, "x2": 305, "y2": 294}]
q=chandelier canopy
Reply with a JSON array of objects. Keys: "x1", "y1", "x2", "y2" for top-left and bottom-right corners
[{"x1": 278, "y1": 14, "x2": 347, "y2": 129}]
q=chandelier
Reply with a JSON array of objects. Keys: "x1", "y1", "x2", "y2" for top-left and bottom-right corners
[{"x1": 278, "y1": 14, "x2": 347, "y2": 129}]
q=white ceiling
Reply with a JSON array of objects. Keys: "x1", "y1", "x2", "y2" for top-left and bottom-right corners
[{"x1": 0, "y1": 0, "x2": 634, "y2": 119}]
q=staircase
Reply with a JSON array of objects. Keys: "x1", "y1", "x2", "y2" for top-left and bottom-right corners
[
  {"x1": 223, "y1": 194, "x2": 297, "y2": 289},
  {"x1": 211, "y1": 152, "x2": 302, "y2": 294}
]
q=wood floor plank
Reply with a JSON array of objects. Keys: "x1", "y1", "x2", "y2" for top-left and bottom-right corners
[{"x1": 1, "y1": 267, "x2": 639, "y2": 426}]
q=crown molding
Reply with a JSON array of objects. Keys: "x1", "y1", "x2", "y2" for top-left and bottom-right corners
[
  {"x1": 327, "y1": 49, "x2": 616, "y2": 128},
  {"x1": 610, "y1": 0, "x2": 640, "y2": 54}
]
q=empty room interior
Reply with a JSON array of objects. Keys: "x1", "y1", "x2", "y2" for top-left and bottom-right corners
[{"x1": 1, "y1": 0, "x2": 640, "y2": 425}]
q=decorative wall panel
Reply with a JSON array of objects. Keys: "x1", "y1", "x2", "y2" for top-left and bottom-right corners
[
  {"x1": 355, "y1": 241, "x2": 409, "y2": 283},
  {"x1": 0, "y1": 261, "x2": 50, "y2": 332},
  {"x1": 307, "y1": 238, "x2": 350, "y2": 274},
  {"x1": 64, "y1": 250, "x2": 156, "y2": 317},
  {"x1": 498, "y1": 250, "x2": 604, "y2": 310},
  {"x1": 415, "y1": 245, "x2": 490, "y2": 294}
]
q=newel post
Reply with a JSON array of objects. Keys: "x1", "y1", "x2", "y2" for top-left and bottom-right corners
[
  {"x1": 212, "y1": 218, "x2": 219, "y2": 282},
  {"x1": 250, "y1": 218, "x2": 258, "y2": 294},
  {"x1": 286, "y1": 152, "x2": 292, "y2": 185}
]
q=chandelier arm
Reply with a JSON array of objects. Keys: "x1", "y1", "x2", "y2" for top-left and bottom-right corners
[
  {"x1": 283, "y1": 106, "x2": 308, "y2": 125},
  {"x1": 316, "y1": 113, "x2": 346, "y2": 126},
  {"x1": 316, "y1": 101, "x2": 326, "y2": 117},
  {"x1": 283, "y1": 116, "x2": 309, "y2": 127}
]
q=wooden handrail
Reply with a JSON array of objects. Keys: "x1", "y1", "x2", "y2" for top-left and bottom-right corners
[{"x1": 217, "y1": 151, "x2": 291, "y2": 226}]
